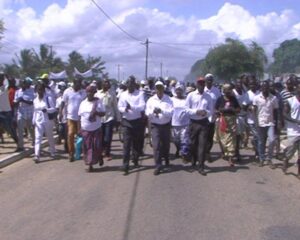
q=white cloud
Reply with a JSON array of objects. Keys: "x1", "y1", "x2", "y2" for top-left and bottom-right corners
[{"x1": 1, "y1": 1, "x2": 300, "y2": 80}]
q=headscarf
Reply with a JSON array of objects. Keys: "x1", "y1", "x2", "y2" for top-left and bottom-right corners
[{"x1": 86, "y1": 84, "x2": 97, "y2": 93}]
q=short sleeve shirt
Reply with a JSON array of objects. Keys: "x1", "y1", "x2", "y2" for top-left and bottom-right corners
[
  {"x1": 62, "y1": 88, "x2": 86, "y2": 121},
  {"x1": 253, "y1": 93, "x2": 279, "y2": 127}
]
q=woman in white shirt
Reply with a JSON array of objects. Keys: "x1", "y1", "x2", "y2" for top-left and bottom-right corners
[
  {"x1": 78, "y1": 85, "x2": 105, "y2": 172},
  {"x1": 32, "y1": 82, "x2": 56, "y2": 163}
]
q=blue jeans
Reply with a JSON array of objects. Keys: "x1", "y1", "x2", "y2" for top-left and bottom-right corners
[
  {"x1": 258, "y1": 126, "x2": 275, "y2": 162},
  {"x1": 102, "y1": 120, "x2": 114, "y2": 156},
  {"x1": 247, "y1": 124, "x2": 259, "y2": 156}
]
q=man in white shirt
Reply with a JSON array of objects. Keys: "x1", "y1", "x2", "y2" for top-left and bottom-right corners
[
  {"x1": 14, "y1": 78, "x2": 35, "y2": 151},
  {"x1": 186, "y1": 77, "x2": 212, "y2": 175},
  {"x1": 253, "y1": 81, "x2": 279, "y2": 168},
  {"x1": 146, "y1": 81, "x2": 174, "y2": 175},
  {"x1": 96, "y1": 78, "x2": 120, "y2": 160},
  {"x1": 244, "y1": 78, "x2": 260, "y2": 160},
  {"x1": 56, "y1": 81, "x2": 68, "y2": 152},
  {"x1": 118, "y1": 76, "x2": 146, "y2": 175},
  {"x1": 59, "y1": 78, "x2": 86, "y2": 162},
  {"x1": 204, "y1": 73, "x2": 221, "y2": 160},
  {"x1": 282, "y1": 85, "x2": 300, "y2": 177}
]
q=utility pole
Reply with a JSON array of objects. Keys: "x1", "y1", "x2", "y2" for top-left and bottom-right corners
[
  {"x1": 145, "y1": 38, "x2": 149, "y2": 80},
  {"x1": 49, "y1": 45, "x2": 53, "y2": 72},
  {"x1": 160, "y1": 62, "x2": 163, "y2": 78},
  {"x1": 116, "y1": 64, "x2": 121, "y2": 82}
]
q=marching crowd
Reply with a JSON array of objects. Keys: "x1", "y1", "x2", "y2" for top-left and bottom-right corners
[{"x1": 0, "y1": 72, "x2": 299, "y2": 177}]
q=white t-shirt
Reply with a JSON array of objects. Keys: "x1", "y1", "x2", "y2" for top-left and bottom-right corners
[
  {"x1": 78, "y1": 98, "x2": 105, "y2": 131},
  {"x1": 244, "y1": 90, "x2": 260, "y2": 124},
  {"x1": 62, "y1": 87, "x2": 86, "y2": 121},
  {"x1": 286, "y1": 96, "x2": 300, "y2": 136},
  {"x1": 0, "y1": 86, "x2": 11, "y2": 112},
  {"x1": 56, "y1": 96, "x2": 67, "y2": 123},
  {"x1": 253, "y1": 93, "x2": 279, "y2": 127}
]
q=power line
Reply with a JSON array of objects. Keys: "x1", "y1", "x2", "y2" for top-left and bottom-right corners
[
  {"x1": 151, "y1": 42, "x2": 202, "y2": 57},
  {"x1": 90, "y1": 0, "x2": 142, "y2": 43}
]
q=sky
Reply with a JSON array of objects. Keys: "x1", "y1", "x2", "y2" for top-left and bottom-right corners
[{"x1": 1, "y1": 0, "x2": 300, "y2": 81}]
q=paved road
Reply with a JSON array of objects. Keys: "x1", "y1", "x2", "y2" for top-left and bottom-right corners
[{"x1": 1, "y1": 137, "x2": 300, "y2": 240}]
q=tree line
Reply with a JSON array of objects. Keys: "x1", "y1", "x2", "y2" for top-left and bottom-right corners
[{"x1": 186, "y1": 38, "x2": 300, "y2": 82}]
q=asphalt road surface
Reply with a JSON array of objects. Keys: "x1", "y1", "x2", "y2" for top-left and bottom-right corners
[{"x1": 1, "y1": 136, "x2": 300, "y2": 240}]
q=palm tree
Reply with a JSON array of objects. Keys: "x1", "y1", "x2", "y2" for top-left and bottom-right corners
[
  {"x1": 14, "y1": 49, "x2": 39, "y2": 78},
  {"x1": 33, "y1": 44, "x2": 65, "y2": 75}
]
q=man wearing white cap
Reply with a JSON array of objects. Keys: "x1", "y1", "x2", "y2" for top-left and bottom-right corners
[
  {"x1": 56, "y1": 81, "x2": 68, "y2": 152},
  {"x1": 14, "y1": 77, "x2": 35, "y2": 151},
  {"x1": 204, "y1": 73, "x2": 221, "y2": 160},
  {"x1": 146, "y1": 80, "x2": 174, "y2": 175}
]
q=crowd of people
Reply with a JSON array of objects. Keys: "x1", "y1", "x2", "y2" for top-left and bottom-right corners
[{"x1": 0, "y1": 71, "x2": 299, "y2": 177}]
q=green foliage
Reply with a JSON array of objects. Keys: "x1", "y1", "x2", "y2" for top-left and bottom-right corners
[
  {"x1": 270, "y1": 39, "x2": 300, "y2": 75},
  {"x1": 4, "y1": 44, "x2": 106, "y2": 80},
  {"x1": 188, "y1": 38, "x2": 267, "y2": 82}
]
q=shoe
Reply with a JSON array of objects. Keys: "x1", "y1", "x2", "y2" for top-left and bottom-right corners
[
  {"x1": 133, "y1": 161, "x2": 140, "y2": 168},
  {"x1": 236, "y1": 155, "x2": 242, "y2": 163},
  {"x1": 206, "y1": 154, "x2": 212, "y2": 163},
  {"x1": 69, "y1": 155, "x2": 74, "y2": 162},
  {"x1": 120, "y1": 165, "x2": 129, "y2": 175},
  {"x1": 105, "y1": 155, "x2": 112, "y2": 161},
  {"x1": 268, "y1": 161, "x2": 276, "y2": 169},
  {"x1": 229, "y1": 159, "x2": 235, "y2": 167},
  {"x1": 99, "y1": 159, "x2": 104, "y2": 166},
  {"x1": 87, "y1": 165, "x2": 94, "y2": 172},
  {"x1": 33, "y1": 156, "x2": 40, "y2": 164},
  {"x1": 165, "y1": 160, "x2": 170, "y2": 167},
  {"x1": 15, "y1": 147, "x2": 24, "y2": 152},
  {"x1": 198, "y1": 168, "x2": 207, "y2": 176},
  {"x1": 259, "y1": 161, "x2": 264, "y2": 167},
  {"x1": 282, "y1": 159, "x2": 288, "y2": 173},
  {"x1": 153, "y1": 168, "x2": 160, "y2": 176}
]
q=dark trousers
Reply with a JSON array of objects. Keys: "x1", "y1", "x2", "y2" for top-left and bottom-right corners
[
  {"x1": 58, "y1": 122, "x2": 68, "y2": 153},
  {"x1": 0, "y1": 111, "x2": 18, "y2": 144},
  {"x1": 151, "y1": 122, "x2": 171, "y2": 168},
  {"x1": 189, "y1": 119, "x2": 209, "y2": 169},
  {"x1": 206, "y1": 122, "x2": 215, "y2": 154},
  {"x1": 102, "y1": 120, "x2": 114, "y2": 156},
  {"x1": 138, "y1": 117, "x2": 147, "y2": 154},
  {"x1": 122, "y1": 118, "x2": 143, "y2": 167}
]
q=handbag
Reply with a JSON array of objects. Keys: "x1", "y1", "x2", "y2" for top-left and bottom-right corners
[{"x1": 46, "y1": 97, "x2": 58, "y2": 120}]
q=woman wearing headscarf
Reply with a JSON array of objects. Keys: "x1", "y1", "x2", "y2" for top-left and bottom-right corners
[
  {"x1": 78, "y1": 85, "x2": 105, "y2": 172},
  {"x1": 215, "y1": 84, "x2": 241, "y2": 166}
]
